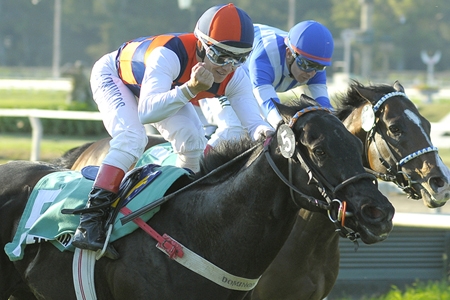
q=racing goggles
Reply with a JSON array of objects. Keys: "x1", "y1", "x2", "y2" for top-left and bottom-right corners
[
  {"x1": 202, "y1": 42, "x2": 249, "y2": 67},
  {"x1": 292, "y1": 52, "x2": 326, "y2": 73}
]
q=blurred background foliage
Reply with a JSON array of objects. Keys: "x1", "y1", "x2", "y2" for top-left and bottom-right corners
[
  {"x1": 0, "y1": 0, "x2": 449, "y2": 75},
  {"x1": 1, "y1": 0, "x2": 449, "y2": 136}
]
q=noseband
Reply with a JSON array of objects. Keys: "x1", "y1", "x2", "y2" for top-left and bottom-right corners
[
  {"x1": 363, "y1": 92, "x2": 438, "y2": 199},
  {"x1": 264, "y1": 106, "x2": 377, "y2": 243}
]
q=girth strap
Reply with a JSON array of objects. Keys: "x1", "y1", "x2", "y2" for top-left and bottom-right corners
[{"x1": 120, "y1": 207, "x2": 260, "y2": 291}]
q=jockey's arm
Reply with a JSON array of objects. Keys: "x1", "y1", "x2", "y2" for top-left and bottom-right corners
[{"x1": 137, "y1": 47, "x2": 191, "y2": 124}]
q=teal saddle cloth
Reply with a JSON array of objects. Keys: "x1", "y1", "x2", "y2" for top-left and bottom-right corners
[
  {"x1": 135, "y1": 142, "x2": 177, "y2": 167},
  {"x1": 5, "y1": 144, "x2": 186, "y2": 261}
]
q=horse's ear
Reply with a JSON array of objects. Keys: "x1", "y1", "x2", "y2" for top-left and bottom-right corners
[
  {"x1": 299, "y1": 93, "x2": 316, "y2": 105},
  {"x1": 393, "y1": 80, "x2": 405, "y2": 93},
  {"x1": 273, "y1": 101, "x2": 292, "y2": 124},
  {"x1": 354, "y1": 83, "x2": 375, "y2": 105}
]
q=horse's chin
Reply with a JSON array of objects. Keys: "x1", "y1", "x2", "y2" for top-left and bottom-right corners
[
  {"x1": 420, "y1": 185, "x2": 449, "y2": 208},
  {"x1": 358, "y1": 225, "x2": 391, "y2": 244},
  {"x1": 344, "y1": 219, "x2": 392, "y2": 245}
]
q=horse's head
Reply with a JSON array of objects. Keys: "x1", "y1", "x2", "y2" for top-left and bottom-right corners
[
  {"x1": 272, "y1": 95, "x2": 394, "y2": 244},
  {"x1": 335, "y1": 80, "x2": 450, "y2": 208}
]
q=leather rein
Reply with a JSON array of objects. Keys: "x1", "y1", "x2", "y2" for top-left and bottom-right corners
[
  {"x1": 264, "y1": 106, "x2": 377, "y2": 243},
  {"x1": 122, "y1": 107, "x2": 376, "y2": 243}
]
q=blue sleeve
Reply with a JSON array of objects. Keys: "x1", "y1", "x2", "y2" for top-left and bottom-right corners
[
  {"x1": 307, "y1": 71, "x2": 333, "y2": 109},
  {"x1": 315, "y1": 96, "x2": 333, "y2": 109}
]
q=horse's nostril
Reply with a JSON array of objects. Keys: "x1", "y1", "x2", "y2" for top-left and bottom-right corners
[
  {"x1": 430, "y1": 176, "x2": 445, "y2": 190},
  {"x1": 362, "y1": 205, "x2": 384, "y2": 220}
]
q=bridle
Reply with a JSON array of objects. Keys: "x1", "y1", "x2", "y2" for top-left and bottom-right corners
[
  {"x1": 122, "y1": 107, "x2": 377, "y2": 244},
  {"x1": 361, "y1": 92, "x2": 438, "y2": 199},
  {"x1": 264, "y1": 106, "x2": 377, "y2": 243}
]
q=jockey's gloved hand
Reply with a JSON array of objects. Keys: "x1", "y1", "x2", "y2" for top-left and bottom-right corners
[
  {"x1": 262, "y1": 128, "x2": 275, "y2": 139},
  {"x1": 264, "y1": 128, "x2": 276, "y2": 138},
  {"x1": 186, "y1": 62, "x2": 214, "y2": 96},
  {"x1": 254, "y1": 125, "x2": 275, "y2": 141}
]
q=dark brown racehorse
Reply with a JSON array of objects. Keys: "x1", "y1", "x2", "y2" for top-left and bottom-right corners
[
  {"x1": 0, "y1": 97, "x2": 394, "y2": 300},
  {"x1": 246, "y1": 80, "x2": 450, "y2": 300},
  {"x1": 339, "y1": 80, "x2": 450, "y2": 208},
  {"x1": 55, "y1": 80, "x2": 449, "y2": 300}
]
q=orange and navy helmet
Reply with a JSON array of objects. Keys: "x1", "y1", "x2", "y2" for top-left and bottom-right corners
[
  {"x1": 194, "y1": 3, "x2": 254, "y2": 56},
  {"x1": 285, "y1": 20, "x2": 334, "y2": 66}
]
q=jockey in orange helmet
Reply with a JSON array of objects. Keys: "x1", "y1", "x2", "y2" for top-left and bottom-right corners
[{"x1": 72, "y1": 3, "x2": 273, "y2": 258}]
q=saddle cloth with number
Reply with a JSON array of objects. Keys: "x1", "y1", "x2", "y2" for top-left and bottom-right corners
[{"x1": 5, "y1": 163, "x2": 189, "y2": 261}]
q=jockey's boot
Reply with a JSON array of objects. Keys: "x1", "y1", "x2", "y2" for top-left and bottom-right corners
[{"x1": 72, "y1": 164, "x2": 124, "y2": 259}]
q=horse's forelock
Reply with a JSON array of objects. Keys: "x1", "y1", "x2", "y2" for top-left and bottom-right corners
[{"x1": 334, "y1": 80, "x2": 396, "y2": 120}]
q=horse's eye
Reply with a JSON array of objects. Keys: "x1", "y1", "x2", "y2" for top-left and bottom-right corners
[
  {"x1": 314, "y1": 148, "x2": 325, "y2": 157},
  {"x1": 389, "y1": 125, "x2": 400, "y2": 134}
]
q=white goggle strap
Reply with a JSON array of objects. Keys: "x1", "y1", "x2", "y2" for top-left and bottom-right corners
[{"x1": 194, "y1": 27, "x2": 252, "y2": 54}]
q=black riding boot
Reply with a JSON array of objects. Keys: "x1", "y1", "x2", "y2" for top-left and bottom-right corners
[
  {"x1": 72, "y1": 164, "x2": 124, "y2": 260},
  {"x1": 72, "y1": 188, "x2": 116, "y2": 250}
]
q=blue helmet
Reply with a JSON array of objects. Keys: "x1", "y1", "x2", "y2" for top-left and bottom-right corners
[
  {"x1": 285, "y1": 20, "x2": 334, "y2": 66},
  {"x1": 194, "y1": 3, "x2": 254, "y2": 55}
]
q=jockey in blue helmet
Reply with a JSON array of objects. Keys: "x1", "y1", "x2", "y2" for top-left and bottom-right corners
[
  {"x1": 285, "y1": 20, "x2": 334, "y2": 68},
  {"x1": 244, "y1": 20, "x2": 335, "y2": 128}
]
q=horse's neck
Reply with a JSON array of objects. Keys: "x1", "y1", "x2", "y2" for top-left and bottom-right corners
[
  {"x1": 343, "y1": 109, "x2": 366, "y2": 141},
  {"x1": 296, "y1": 209, "x2": 338, "y2": 245},
  {"x1": 171, "y1": 146, "x2": 304, "y2": 277},
  {"x1": 272, "y1": 209, "x2": 340, "y2": 260},
  {"x1": 256, "y1": 209, "x2": 340, "y2": 298}
]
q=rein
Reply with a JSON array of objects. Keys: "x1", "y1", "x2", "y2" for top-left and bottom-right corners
[
  {"x1": 120, "y1": 142, "x2": 262, "y2": 224},
  {"x1": 264, "y1": 106, "x2": 379, "y2": 243},
  {"x1": 362, "y1": 91, "x2": 438, "y2": 199},
  {"x1": 263, "y1": 140, "x2": 331, "y2": 212},
  {"x1": 263, "y1": 140, "x2": 365, "y2": 244},
  {"x1": 122, "y1": 106, "x2": 373, "y2": 253}
]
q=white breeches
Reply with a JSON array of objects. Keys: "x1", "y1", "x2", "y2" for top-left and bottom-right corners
[{"x1": 91, "y1": 51, "x2": 206, "y2": 173}]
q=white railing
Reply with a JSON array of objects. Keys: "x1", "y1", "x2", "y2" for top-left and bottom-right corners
[
  {"x1": 394, "y1": 212, "x2": 450, "y2": 228},
  {"x1": 0, "y1": 78, "x2": 72, "y2": 91},
  {"x1": 0, "y1": 108, "x2": 449, "y2": 161},
  {"x1": 0, "y1": 109, "x2": 101, "y2": 161}
]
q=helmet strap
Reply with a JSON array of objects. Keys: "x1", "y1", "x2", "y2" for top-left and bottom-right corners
[
  {"x1": 286, "y1": 47, "x2": 295, "y2": 78},
  {"x1": 196, "y1": 40, "x2": 206, "y2": 62}
]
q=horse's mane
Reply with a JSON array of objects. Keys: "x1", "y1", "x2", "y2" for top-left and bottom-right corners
[
  {"x1": 334, "y1": 80, "x2": 396, "y2": 121},
  {"x1": 197, "y1": 95, "x2": 316, "y2": 177},
  {"x1": 198, "y1": 136, "x2": 259, "y2": 176}
]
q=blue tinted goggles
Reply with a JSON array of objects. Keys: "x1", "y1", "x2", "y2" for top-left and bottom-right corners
[
  {"x1": 202, "y1": 42, "x2": 249, "y2": 67},
  {"x1": 292, "y1": 53, "x2": 326, "y2": 73}
]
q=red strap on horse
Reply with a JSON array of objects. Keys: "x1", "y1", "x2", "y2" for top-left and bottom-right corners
[
  {"x1": 340, "y1": 201, "x2": 347, "y2": 227},
  {"x1": 120, "y1": 207, "x2": 184, "y2": 259}
]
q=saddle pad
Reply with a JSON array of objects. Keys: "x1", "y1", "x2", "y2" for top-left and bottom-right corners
[{"x1": 5, "y1": 165, "x2": 189, "y2": 261}]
